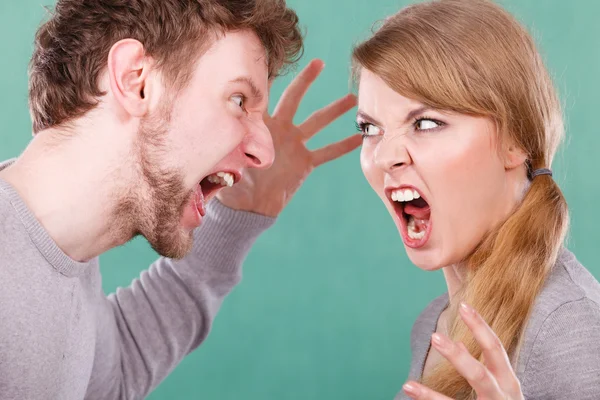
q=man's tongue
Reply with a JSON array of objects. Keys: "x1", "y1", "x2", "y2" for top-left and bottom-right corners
[
  {"x1": 180, "y1": 185, "x2": 206, "y2": 229},
  {"x1": 194, "y1": 185, "x2": 206, "y2": 217}
]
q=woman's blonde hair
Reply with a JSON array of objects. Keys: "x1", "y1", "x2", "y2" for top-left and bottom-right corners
[{"x1": 353, "y1": 0, "x2": 569, "y2": 397}]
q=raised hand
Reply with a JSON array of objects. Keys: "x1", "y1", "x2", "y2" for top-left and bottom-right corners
[
  {"x1": 217, "y1": 59, "x2": 362, "y2": 217},
  {"x1": 403, "y1": 303, "x2": 524, "y2": 400}
]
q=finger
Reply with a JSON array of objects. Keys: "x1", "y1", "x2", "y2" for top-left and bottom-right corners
[
  {"x1": 272, "y1": 59, "x2": 325, "y2": 121},
  {"x1": 459, "y1": 302, "x2": 522, "y2": 395},
  {"x1": 402, "y1": 381, "x2": 453, "y2": 400},
  {"x1": 263, "y1": 112, "x2": 272, "y2": 125},
  {"x1": 431, "y1": 333, "x2": 504, "y2": 399},
  {"x1": 458, "y1": 342, "x2": 469, "y2": 353},
  {"x1": 263, "y1": 80, "x2": 275, "y2": 120},
  {"x1": 297, "y1": 94, "x2": 357, "y2": 140},
  {"x1": 310, "y1": 134, "x2": 362, "y2": 168}
]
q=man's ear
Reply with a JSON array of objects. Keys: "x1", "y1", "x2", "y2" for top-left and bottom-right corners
[
  {"x1": 107, "y1": 39, "x2": 154, "y2": 118},
  {"x1": 504, "y1": 140, "x2": 528, "y2": 171}
]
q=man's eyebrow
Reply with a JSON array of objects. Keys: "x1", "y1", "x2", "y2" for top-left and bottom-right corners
[{"x1": 230, "y1": 77, "x2": 264, "y2": 101}]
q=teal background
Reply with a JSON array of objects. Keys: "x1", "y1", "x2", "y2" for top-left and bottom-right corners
[{"x1": 1, "y1": 1, "x2": 598, "y2": 399}]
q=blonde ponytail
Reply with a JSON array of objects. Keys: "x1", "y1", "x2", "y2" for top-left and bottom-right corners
[{"x1": 423, "y1": 172, "x2": 568, "y2": 397}]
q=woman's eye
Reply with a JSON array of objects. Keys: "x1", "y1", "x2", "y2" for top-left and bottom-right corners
[
  {"x1": 357, "y1": 122, "x2": 382, "y2": 138},
  {"x1": 232, "y1": 95, "x2": 245, "y2": 109},
  {"x1": 415, "y1": 118, "x2": 442, "y2": 131}
]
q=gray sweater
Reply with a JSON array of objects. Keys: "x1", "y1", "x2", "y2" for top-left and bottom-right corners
[
  {"x1": 395, "y1": 249, "x2": 600, "y2": 399},
  {"x1": 0, "y1": 160, "x2": 275, "y2": 399},
  {"x1": 2, "y1": 155, "x2": 600, "y2": 399}
]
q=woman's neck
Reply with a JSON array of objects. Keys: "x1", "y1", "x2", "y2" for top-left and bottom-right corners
[{"x1": 443, "y1": 263, "x2": 467, "y2": 301}]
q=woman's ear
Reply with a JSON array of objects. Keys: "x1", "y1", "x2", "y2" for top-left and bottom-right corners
[{"x1": 504, "y1": 141, "x2": 528, "y2": 171}]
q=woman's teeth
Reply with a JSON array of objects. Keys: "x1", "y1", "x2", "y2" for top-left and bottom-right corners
[
  {"x1": 390, "y1": 188, "x2": 427, "y2": 241},
  {"x1": 206, "y1": 172, "x2": 235, "y2": 187},
  {"x1": 391, "y1": 188, "x2": 421, "y2": 202},
  {"x1": 407, "y1": 216, "x2": 426, "y2": 240}
]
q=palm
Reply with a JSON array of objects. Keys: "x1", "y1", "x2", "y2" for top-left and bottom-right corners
[{"x1": 217, "y1": 59, "x2": 361, "y2": 217}]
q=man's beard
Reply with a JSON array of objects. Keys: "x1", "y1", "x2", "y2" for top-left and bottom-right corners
[{"x1": 114, "y1": 107, "x2": 196, "y2": 259}]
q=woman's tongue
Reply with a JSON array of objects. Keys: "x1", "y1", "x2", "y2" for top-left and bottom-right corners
[
  {"x1": 404, "y1": 203, "x2": 431, "y2": 239},
  {"x1": 404, "y1": 203, "x2": 430, "y2": 219}
]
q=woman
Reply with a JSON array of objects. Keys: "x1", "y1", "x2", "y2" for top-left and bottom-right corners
[{"x1": 352, "y1": 0, "x2": 600, "y2": 399}]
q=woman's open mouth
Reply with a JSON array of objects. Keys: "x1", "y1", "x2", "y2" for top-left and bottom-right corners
[{"x1": 387, "y1": 186, "x2": 432, "y2": 248}]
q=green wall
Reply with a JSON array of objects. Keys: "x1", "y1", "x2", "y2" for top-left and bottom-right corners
[{"x1": 1, "y1": 1, "x2": 598, "y2": 399}]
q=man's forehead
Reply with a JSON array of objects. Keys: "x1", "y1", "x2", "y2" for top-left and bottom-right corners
[
  {"x1": 203, "y1": 29, "x2": 266, "y2": 61},
  {"x1": 196, "y1": 30, "x2": 268, "y2": 81}
]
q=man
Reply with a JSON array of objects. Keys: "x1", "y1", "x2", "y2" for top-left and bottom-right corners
[{"x1": 0, "y1": 0, "x2": 361, "y2": 399}]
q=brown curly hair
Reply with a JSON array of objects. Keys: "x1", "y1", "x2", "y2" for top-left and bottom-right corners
[{"x1": 29, "y1": 0, "x2": 304, "y2": 133}]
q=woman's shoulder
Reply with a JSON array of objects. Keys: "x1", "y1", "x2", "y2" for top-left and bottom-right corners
[
  {"x1": 410, "y1": 293, "x2": 449, "y2": 346},
  {"x1": 527, "y1": 248, "x2": 600, "y2": 326},
  {"x1": 404, "y1": 293, "x2": 449, "y2": 383},
  {"x1": 516, "y1": 248, "x2": 600, "y2": 399},
  {"x1": 552, "y1": 248, "x2": 600, "y2": 302}
]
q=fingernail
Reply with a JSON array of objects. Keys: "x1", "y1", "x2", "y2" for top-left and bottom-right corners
[
  {"x1": 403, "y1": 382, "x2": 420, "y2": 397},
  {"x1": 432, "y1": 333, "x2": 450, "y2": 351},
  {"x1": 460, "y1": 302, "x2": 475, "y2": 316}
]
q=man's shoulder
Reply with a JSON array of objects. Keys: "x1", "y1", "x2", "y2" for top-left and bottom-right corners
[
  {"x1": 0, "y1": 185, "x2": 36, "y2": 259},
  {"x1": 0, "y1": 158, "x2": 21, "y2": 234},
  {"x1": 0, "y1": 192, "x2": 31, "y2": 257}
]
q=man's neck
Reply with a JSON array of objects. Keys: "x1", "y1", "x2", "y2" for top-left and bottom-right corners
[{"x1": 0, "y1": 129, "x2": 135, "y2": 262}]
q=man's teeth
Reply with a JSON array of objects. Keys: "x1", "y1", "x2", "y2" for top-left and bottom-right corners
[
  {"x1": 206, "y1": 172, "x2": 234, "y2": 187},
  {"x1": 391, "y1": 188, "x2": 421, "y2": 202},
  {"x1": 407, "y1": 216, "x2": 426, "y2": 240}
]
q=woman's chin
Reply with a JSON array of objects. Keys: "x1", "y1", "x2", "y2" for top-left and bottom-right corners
[{"x1": 404, "y1": 246, "x2": 446, "y2": 271}]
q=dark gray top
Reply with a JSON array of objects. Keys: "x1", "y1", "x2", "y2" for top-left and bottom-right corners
[{"x1": 395, "y1": 249, "x2": 600, "y2": 399}]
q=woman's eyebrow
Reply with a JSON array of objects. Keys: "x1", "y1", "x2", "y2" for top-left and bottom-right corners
[
  {"x1": 356, "y1": 110, "x2": 382, "y2": 125},
  {"x1": 357, "y1": 106, "x2": 432, "y2": 126},
  {"x1": 403, "y1": 106, "x2": 431, "y2": 124}
]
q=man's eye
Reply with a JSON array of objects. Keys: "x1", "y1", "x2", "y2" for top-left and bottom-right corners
[{"x1": 232, "y1": 95, "x2": 245, "y2": 109}]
